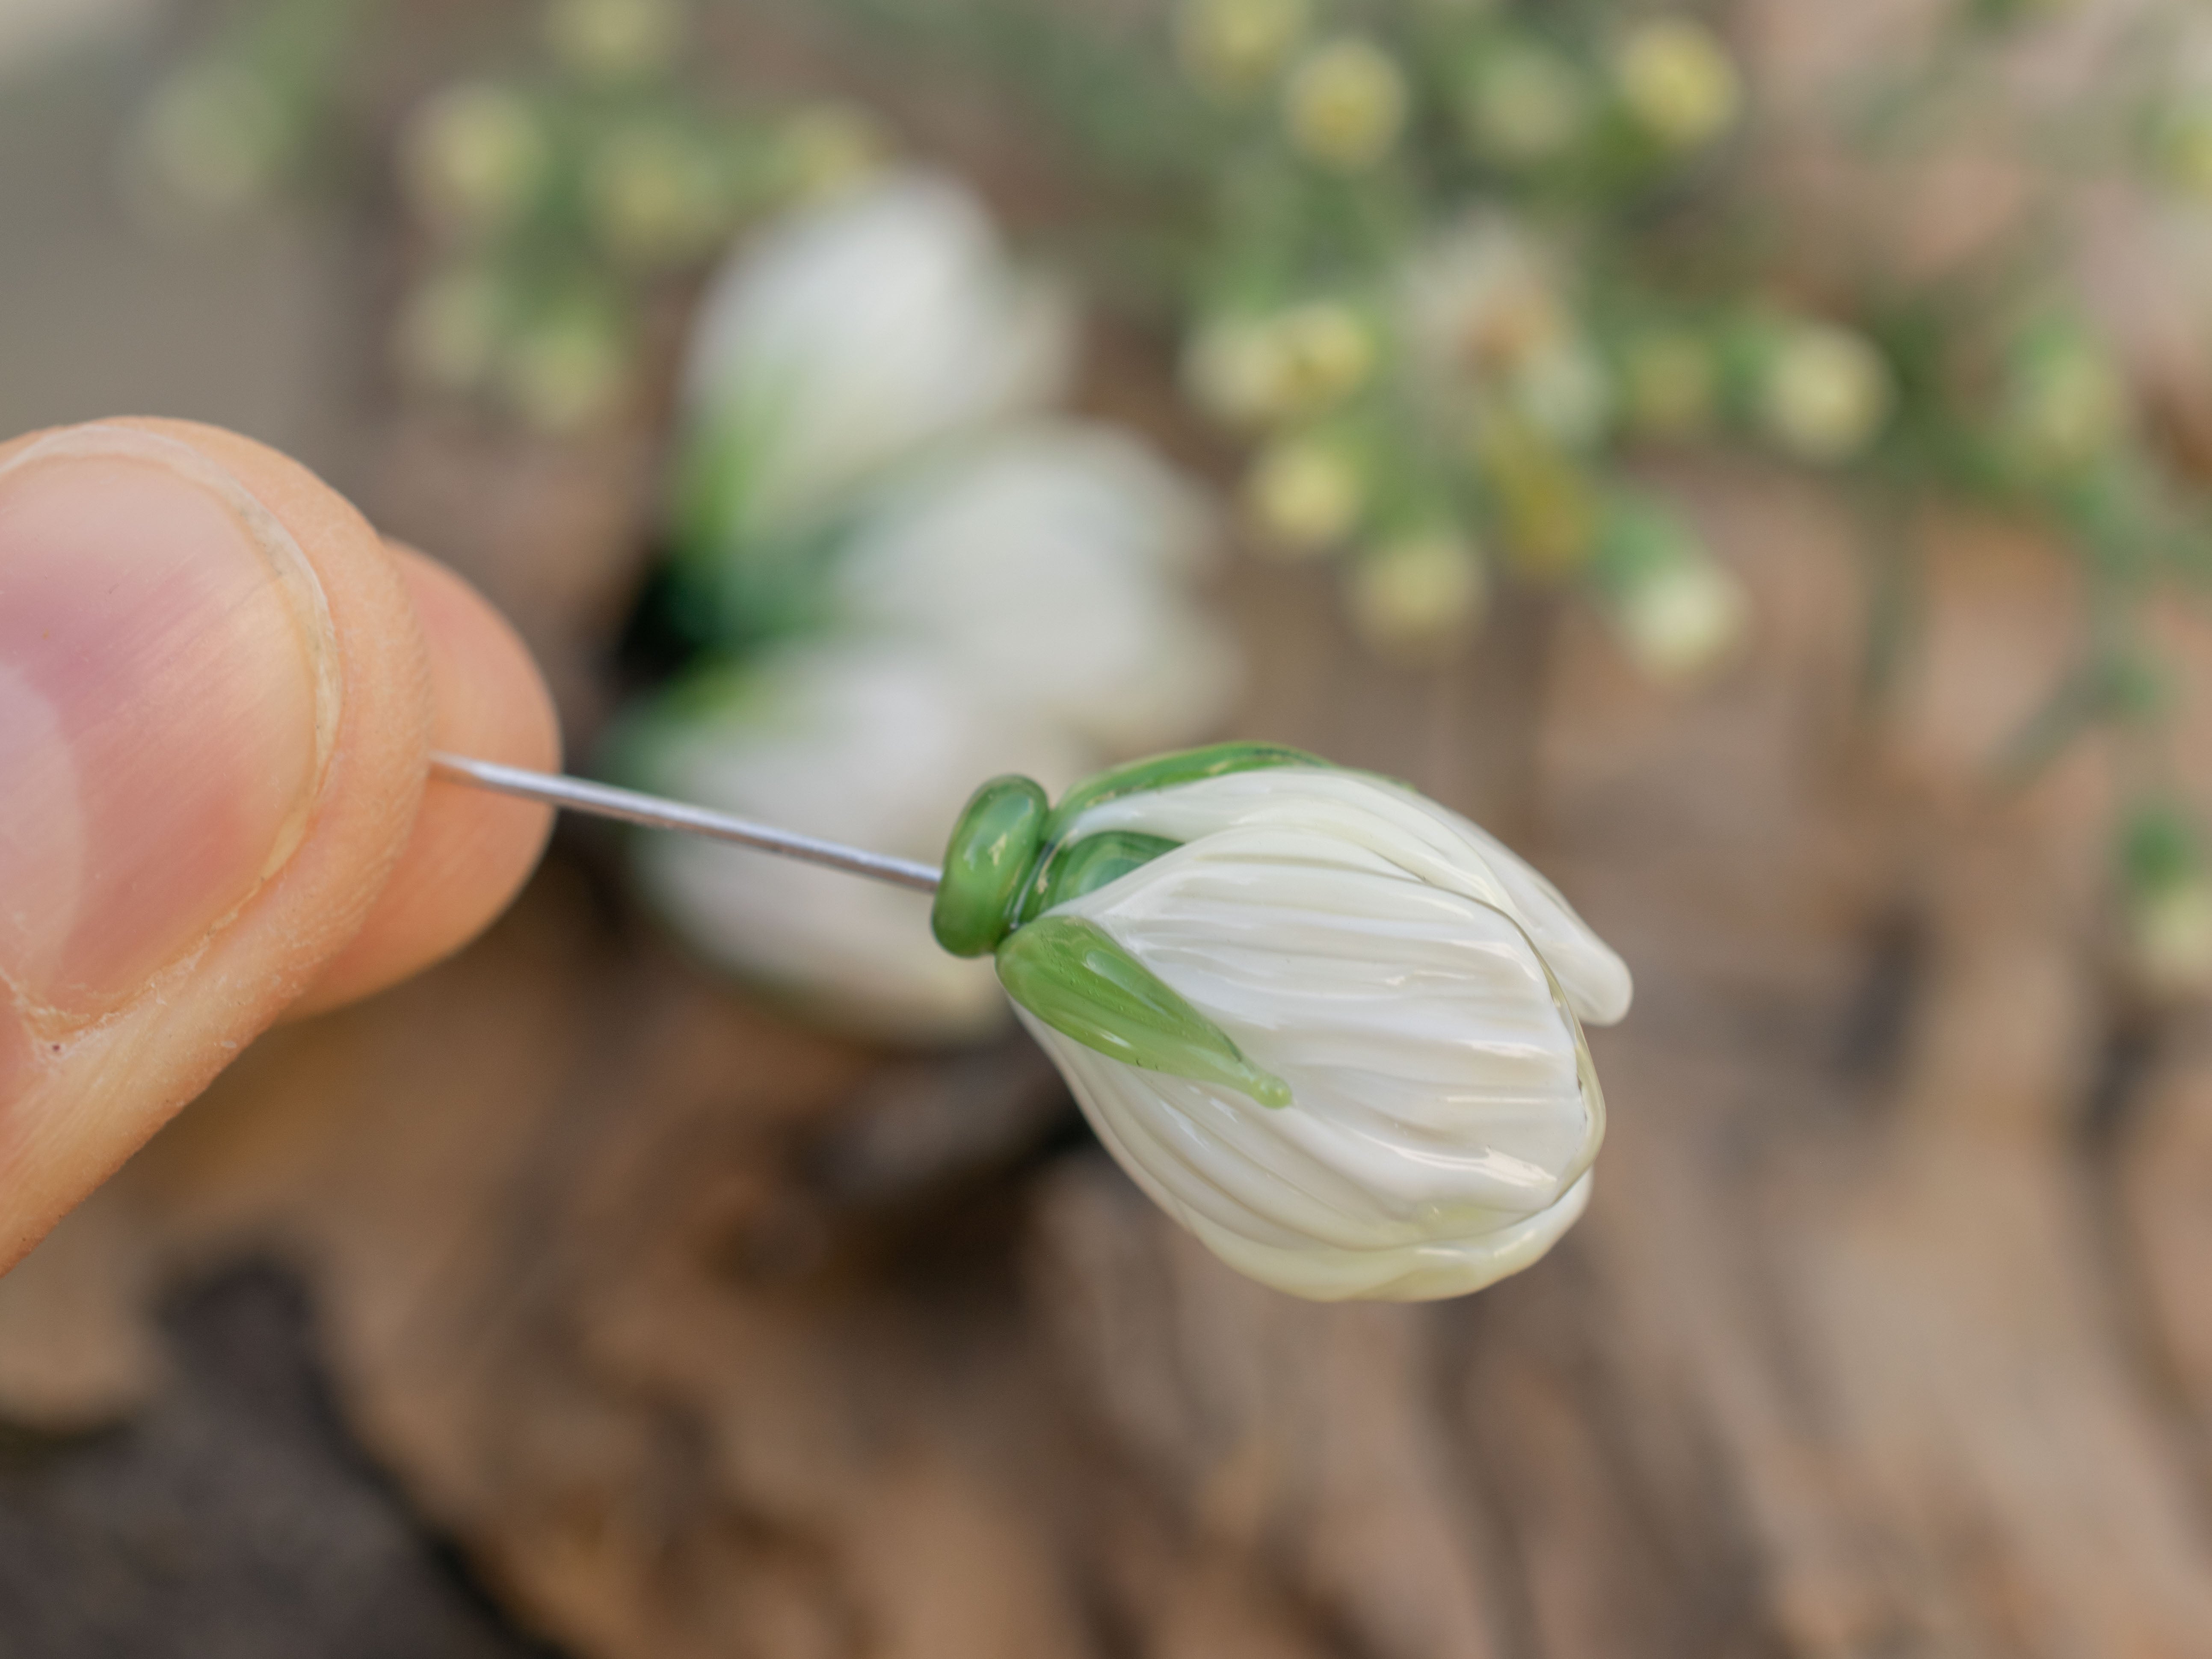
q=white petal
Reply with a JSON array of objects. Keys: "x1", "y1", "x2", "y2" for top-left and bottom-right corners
[
  {"x1": 1195, "y1": 1171, "x2": 1595, "y2": 1302},
  {"x1": 682, "y1": 169, "x2": 1075, "y2": 538},
  {"x1": 829, "y1": 423, "x2": 1239, "y2": 754},
  {"x1": 1062, "y1": 767, "x2": 1633, "y2": 1024},
  {"x1": 1016, "y1": 818, "x2": 1606, "y2": 1300},
  {"x1": 1022, "y1": 1005, "x2": 1597, "y2": 1301}
]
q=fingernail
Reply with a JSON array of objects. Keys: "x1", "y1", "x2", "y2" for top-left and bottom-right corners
[{"x1": 0, "y1": 425, "x2": 339, "y2": 1025}]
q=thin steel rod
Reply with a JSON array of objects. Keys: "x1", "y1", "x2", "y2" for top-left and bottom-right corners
[{"x1": 430, "y1": 752, "x2": 943, "y2": 894}]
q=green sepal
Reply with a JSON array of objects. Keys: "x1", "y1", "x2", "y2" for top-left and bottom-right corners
[
  {"x1": 1045, "y1": 741, "x2": 1329, "y2": 825},
  {"x1": 1023, "y1": 831, "x2": 1181, "y2": 922},
  {"x1": 932, "y1": 775, "x2": 1050, "y2": 957},
  {"x1": 1016, "y1": 742, "x2": 1328, "y2": 924},
  {"x1": 996, "y1": 916, "x2": 1292, "y2": 1108}
]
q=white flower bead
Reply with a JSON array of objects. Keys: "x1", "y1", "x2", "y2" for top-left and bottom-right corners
[
  {"x1": 680, "y1": 169, "x2": 1074, "y2": 542},
  {"x1": 1019, "y1": 766, "x2": 1631, "y2": 1300},
  {"x1": 827, "y1": 423, "x2": 1239, "y2": 756}
]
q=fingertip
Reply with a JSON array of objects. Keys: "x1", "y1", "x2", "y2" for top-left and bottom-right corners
[
  {"x1": 0, "y1": 417, "x2": 432, "y2": 1264},
  {"x1": 292, "y1": 547, "x2": 561, "y2": 1014}
]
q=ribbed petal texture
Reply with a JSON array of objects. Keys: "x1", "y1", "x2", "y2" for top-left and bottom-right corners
[{"x1": 1024, "y1": 768, "x2": 1629, "y2": 1300}]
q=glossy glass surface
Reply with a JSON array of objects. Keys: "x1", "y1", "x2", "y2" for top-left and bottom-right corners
[
  {"x1": 930, "y1": 773, "x2": 1048, "y2": 957},
  {"x1": 995, "y1": 915, "x2": 1291, "y2": 1108}
]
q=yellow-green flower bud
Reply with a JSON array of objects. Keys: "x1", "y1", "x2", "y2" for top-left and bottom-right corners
[
  {"x1": 775, "y1": 103, "x2": 891, "y2": 205},
  {"x1": 1273, "y1": 302, "x2": 1379, "y2": 412},
  {"x1": 1283, "y1": 36, "x2": 1410, "y2": 172},
  {"x1": 133, "y1": 60, "x2": 290, "y2": 216},
  {"x1": 501, "y1": 301, "x2": 630, "y2": 433},
  {"x1": 544, "y1": 0, "x2": 684, "y2": 83},
  {"x1": 1184, "y1": 303, "x2": 1377, "y2": 428},
  {"x1": 1614, "y1": 19, "x2": 1741, "y2": 152},
  {"x1": 2002, "y1": 335, "x2": 2125, "y2": 470},
  {"x1": 1346, "y1": 531, "x2": 1488, "y2": 662},
  {"x1": 1759, "y1": 322, "x2": 1893, "y2": 464},
  {"x1": 1462, "y1": 41, "x2": 1589, "y2": 164},
  {"x1": 1184, "y1": 317, "x2": 1288, "y2": 427},
  {"x1": 1175, "y1": 0, "x2": 1311, "y2": 99},
  {"x1": 2155, "y1": 100, "x2": 2212, "y2": 200},
  {"x1": 1473, "y1": 414, "x2": 1597, "y2": 576},
  {"x1": 1244, "y1": 433, "x2": 1365, "y2": 555},
  {"x1": 2123, "y1": 807, "x2": 2212, "y2": 998},
  {"x1": 2133, "y1": 877, "x2": 2212, "y2": 998},
  {"x1": 585, "y1": 124, "x2": 726, "y2": 268},
  {"x1": 400, "y1": 83, "x2": 548, "y2": 238},
  {"x1": 1589, "y1": 498, "x2": 1746, "y2": 679},
  {"x1": 1617, "y1": 555, "x2": 1745, "y2": 679},
  {"x1": 391, "y1": 267, "x2": 508, "y2": 396}
]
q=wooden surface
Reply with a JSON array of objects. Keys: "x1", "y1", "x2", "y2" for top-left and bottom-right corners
[{"x1": 4, "y1": 429, "x2": 2212, "y2": 1655}]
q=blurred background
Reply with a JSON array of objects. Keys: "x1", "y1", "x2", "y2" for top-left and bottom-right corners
[{"x1": 6, "y1": 0, "x2": 2212, "y2": 1652}]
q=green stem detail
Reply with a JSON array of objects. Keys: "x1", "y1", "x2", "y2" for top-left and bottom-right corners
[{"x1": 931, "y1": 775, "x2": 1049, "y2": 957}]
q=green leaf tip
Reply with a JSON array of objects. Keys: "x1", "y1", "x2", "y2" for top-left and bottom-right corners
[{"x1": 995, "y1": 915, "x2": 1293, "y2": 1109}]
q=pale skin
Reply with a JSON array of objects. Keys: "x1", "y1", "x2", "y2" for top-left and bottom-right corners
[{"x1": 0, "y1": 419, "x2": 561, "y2": 1270}]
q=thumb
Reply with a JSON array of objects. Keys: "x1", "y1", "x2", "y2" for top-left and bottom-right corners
[{"x1": 0, "y1": 418, "x2": 536, "y2": 1267}]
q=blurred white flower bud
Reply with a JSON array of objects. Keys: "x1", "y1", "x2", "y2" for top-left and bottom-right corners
[
  {"x1": 827, "y1": 424, "x2": 1240, "y2": 757},
  {"x1": 644, "y1": 173, "x2": 1240, "y2": 1042},
  {"x1": 1759, "y1": 321, "x2": 1893, "y2": 463},
  {"x1": 1175, "y1": 0, "x2": 1310, "y2": 99},
  {"x1": 1244, "y1": 432, "x2": 1366, "y2": 555},
  {"x1": 399, "y1": 83, "x2": 548, "y2": 239},
  {"x1": 1282, "y1": 36, "x2": 1409, "y2": 172},
  {"x1": 1462, "y1": 41, "x2": 1590, "y2": 164},
  {"x1": 622, "y1": 646, "x2": 1089, "y2": 1040},
  {"x1": 1346, "y1": 530, "x2": 1488, "y2": 662},
  {"x1": 1613, "y1": 18, "x2": 1741, "y2": 152},
  {"x1": 543, "y1": 0, "x2": 684, "y2": 83},
  {"x1": 680, "y1": 170, "x2": 1074, "y2": 546}
]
